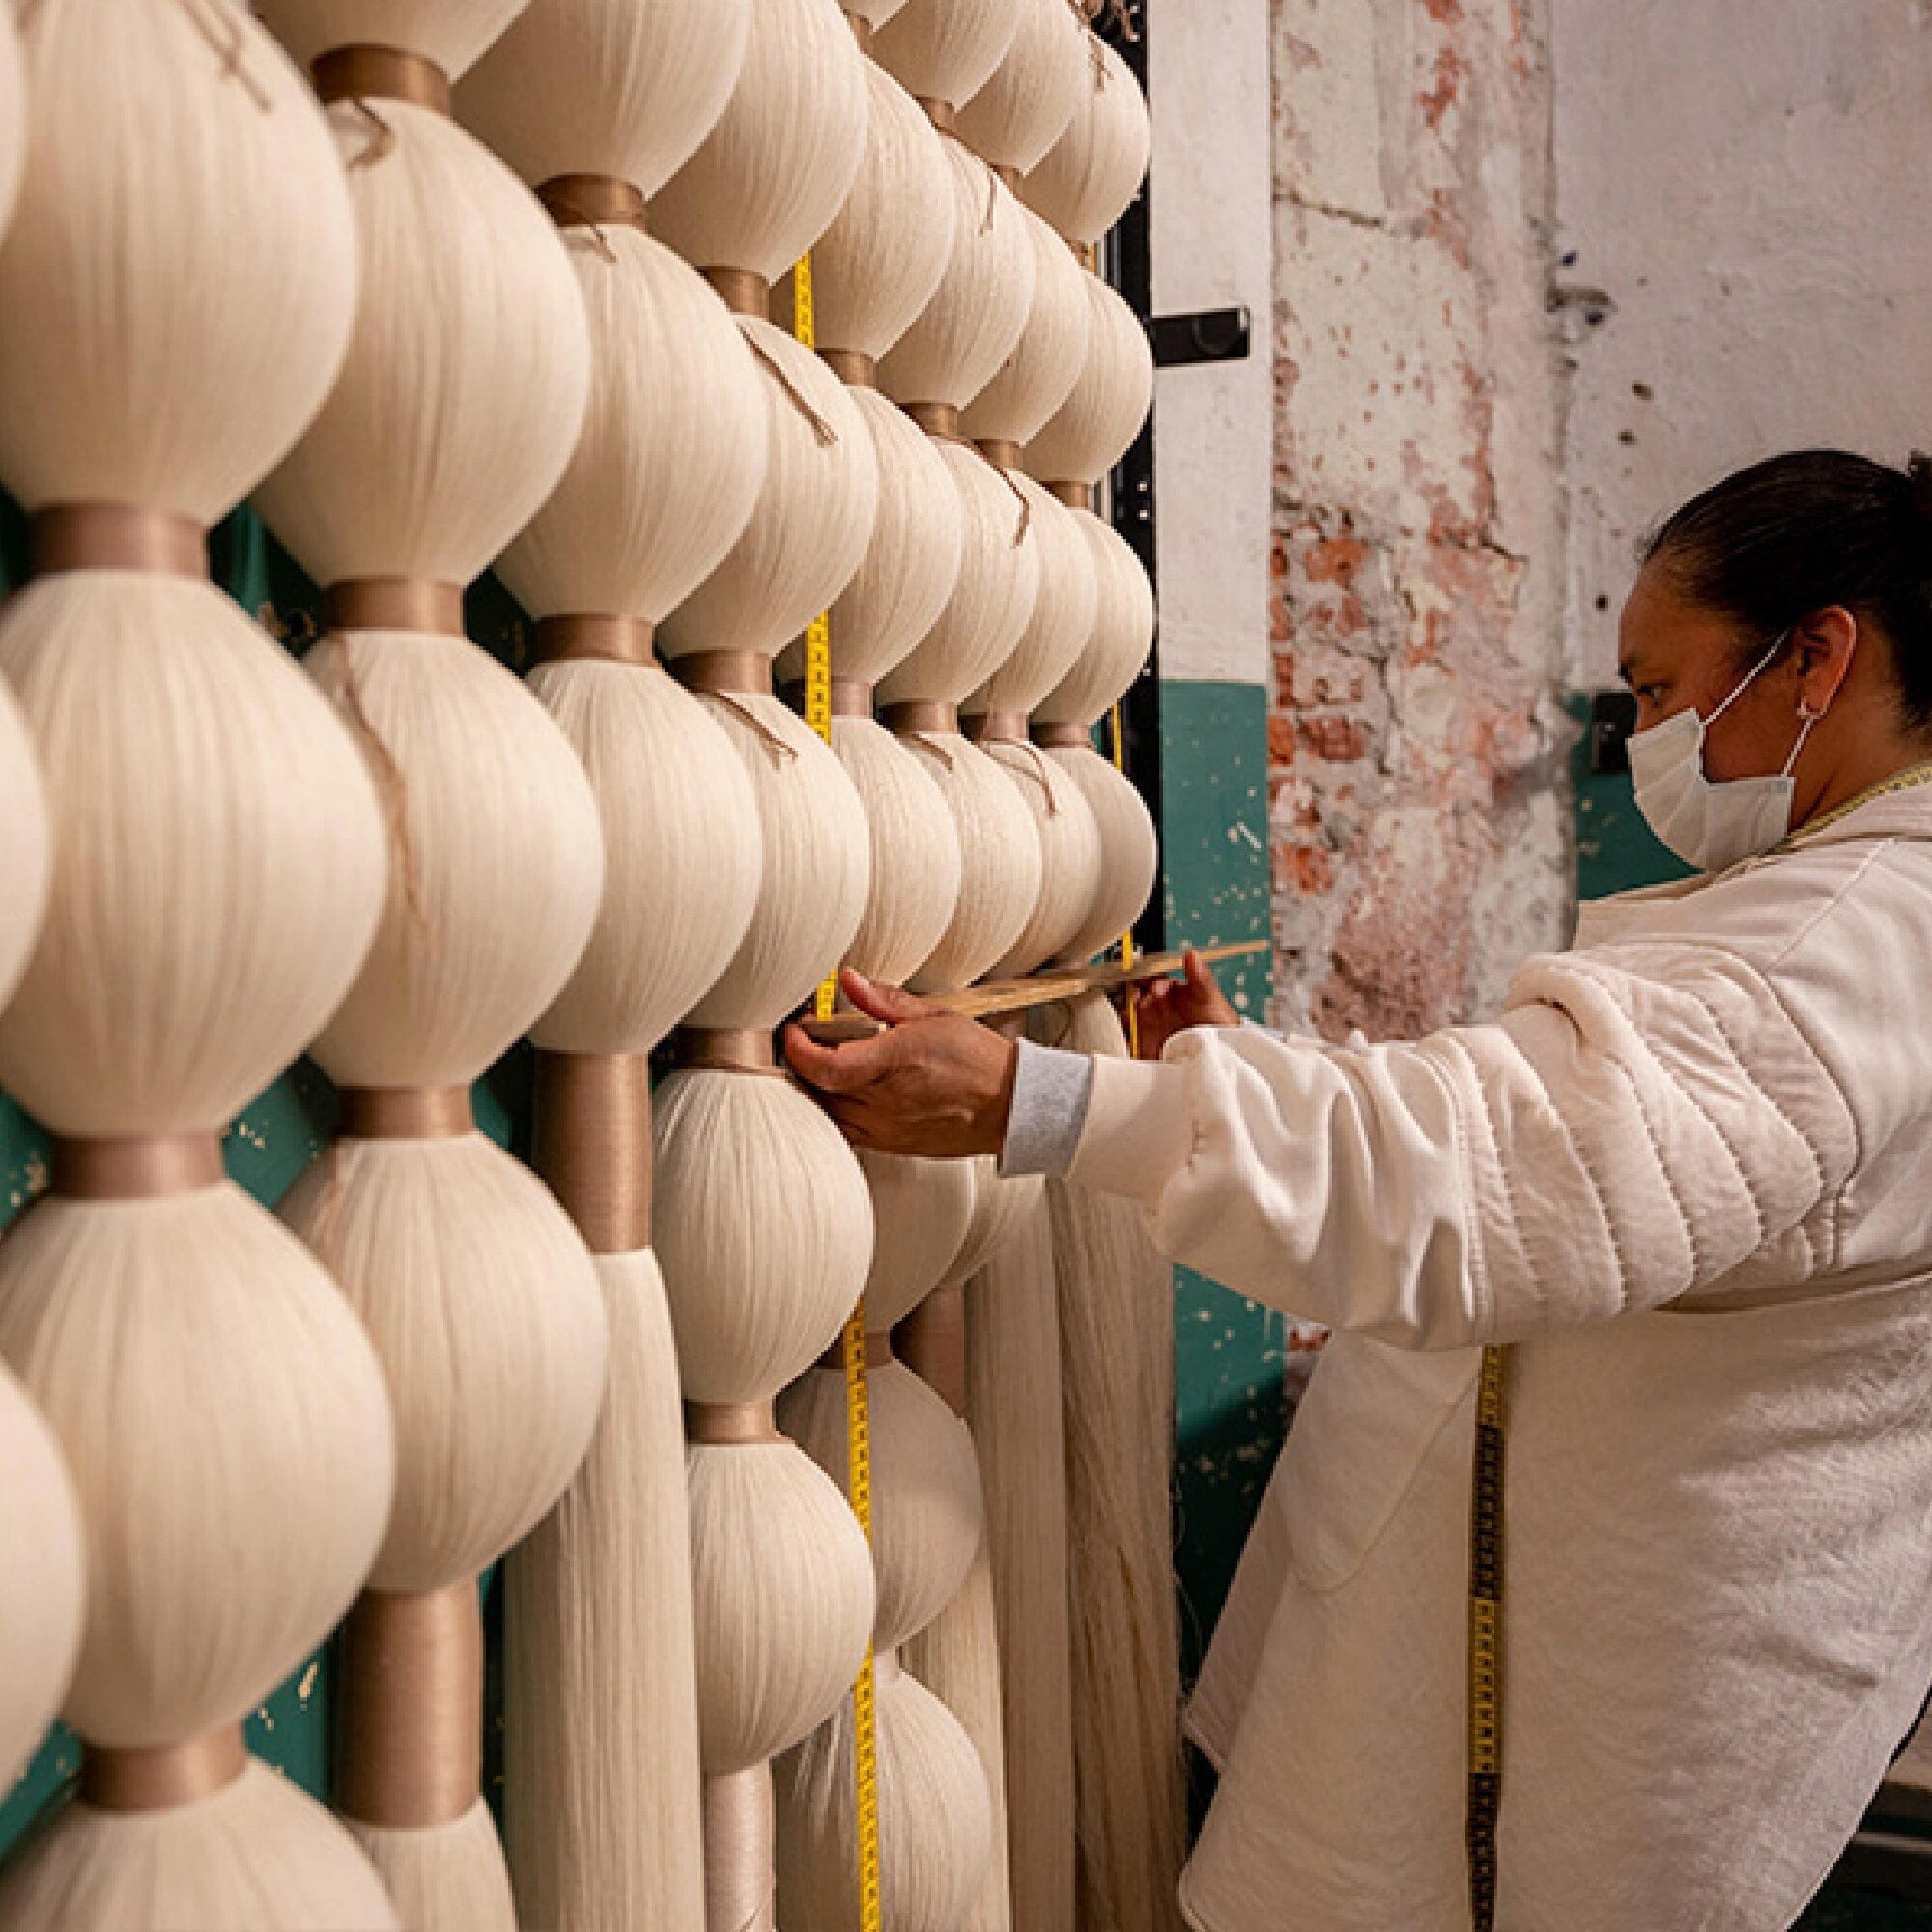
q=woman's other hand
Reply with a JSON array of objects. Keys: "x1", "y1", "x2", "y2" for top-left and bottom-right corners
[
  {"x1": 782, "y1": 969, "x2": 1018, "y2": 1158},
  {"x1": 1130, "y1": 948, "x2": 1239, "y2": 1060}
]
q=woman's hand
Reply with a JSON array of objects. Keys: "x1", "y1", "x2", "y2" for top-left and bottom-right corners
[
  {"x1": 1129, "y1": 948, "x2": 1239, "y2": 1060},
  {"x1": 782, "y1": 970, "x2": 1018, "y2": 1158}
]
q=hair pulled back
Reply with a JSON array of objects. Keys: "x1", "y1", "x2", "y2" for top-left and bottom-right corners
[{"x1": 1645, "y1": 449, "x2": 1932, "y2": 731}]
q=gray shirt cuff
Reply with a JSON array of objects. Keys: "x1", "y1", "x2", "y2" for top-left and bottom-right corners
[{"x1": 998, "y1": 1038, "x2": 1095, "y2": 1179}]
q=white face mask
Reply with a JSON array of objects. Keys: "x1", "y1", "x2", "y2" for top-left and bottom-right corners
[{"x1": 1627, "y1": 634, "x2": 1824, "y2": 873}]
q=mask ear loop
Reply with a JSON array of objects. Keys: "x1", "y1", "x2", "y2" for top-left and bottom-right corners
[
  {"x1": 1782, "y1": 697, "x2": 1827, "y2": 779},
  {"x1": 1707, "y1": 629, "x2": 1794, "y2": 728}
]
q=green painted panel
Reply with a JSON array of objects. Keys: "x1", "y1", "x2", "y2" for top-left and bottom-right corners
[
  {"x1": 1157, "y1": 678, "x2": 1285, "y2": 1681},
  {"x1": 0, "y1": 501, "x2": 529, "y2": 1857}
]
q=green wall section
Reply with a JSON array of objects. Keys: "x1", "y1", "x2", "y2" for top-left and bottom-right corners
[
  {"x1": 0, "y1": 502, "x2": 527, "y2": 1859},
  {"x1": 1568, "y1": 692, "x2": 1690, "y2": 901},
  {"x1": 1157, "y1": 678, "x2": 1285, "y2": 1678}
]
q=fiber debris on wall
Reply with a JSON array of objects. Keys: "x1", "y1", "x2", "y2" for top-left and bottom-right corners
[{"x1": 1269, "y1": 0, "x2": 1574, "y2": 1042}]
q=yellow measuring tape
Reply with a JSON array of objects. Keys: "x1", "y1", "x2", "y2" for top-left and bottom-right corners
[
  {"x1": 1467, "y1": 1344, "x2": 1508, "y2": 1930},
  {"x1": 792, "y1": 249, "x2": 883, "y2": 1932},
  {"x1": 1109, "y1": 701, "x2": 1141, "y2": 1056}
]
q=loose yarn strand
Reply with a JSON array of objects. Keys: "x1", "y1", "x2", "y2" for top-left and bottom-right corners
[
  {"x1": 746, "y1": 331, "x2": 841, "y2": 448},
  {"x1": 171, "y1": 0, "x2": 272, "y2": 112}
]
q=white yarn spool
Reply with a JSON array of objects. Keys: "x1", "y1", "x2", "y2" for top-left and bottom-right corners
[
  {"x1": 768, "y1": 399, "x2": 964, "y2": 995},
  {"x1": 1044, "y1": 742, "x2": 1157, "y2": 963},
  {"x1": 526, "y1": 653, "x2": 764, "y2": 1055},
  {"x1": 857, "y1": 1149, "x2": 977, "y2": 1333},
  {"x1": 878, "y1": 142, "x2": 1036, "y2": 414},
  {"x1": 1023, "y1": 270, "x2": 1154, "y2": 495},
  {"x1": 796, "y1": 58, "x2": 953, "y2": 366},
  {"x1": 676, "y1": 690, "x2": 873, "y2": 1031},
  {"x1": 0, "y1": 7, "x2": 395, "y2": 1919},
  {"x1": 901, "y1": 732, "x2": 1042, "y2": 994},
  {"x1": 0, "y1": 1182, "x2": 393, "y2": 1745},
  {"x1": 0, "y1": 0, "x2": 356, "y2": 524},
  {"x1": 980, "y1": 738, "x2": 1101, "y2": 977},
  {"x1": 1033, "y1": 498, "x2": 1157, "y2": 963},
  {"x1": 954, "y1": 0, "x2": 1087, "y2": 175},
  {"x1": 654, "y1": 1067, "x2": 874, "y2": 1404},
  {"x1": 498, "y1": 229, "x2": 769, "y2": 1057},
  {"x1": 777, "y1": 1659, "x2": 996, "y2": 1932},
  {"x1": 872, "y1": 0, "x2": 1025, "y2": 114},
  {"x1": 660, "y1": 321, "x2": 878, "y2": 674},
  {"x1": 252, "y1": 100, "x2": 591, "y2": 588},
  {"x1": 651, "y1": 0, "x2": 867, "y2": 287},
  {"x1": 0, "y1": 1363, "x2": 79, "y2": 1795},
  {"x1": 880, "y1": 440, "x2": 1038, "y2": 710},
  {"x1": 0, "y1": 580, "x2": 390, "y2": 1133},
  {"x1": 966, "y1": 479, "x2": 1098, "y2": 725},
  {"x1": 0, "y1": 1760, "x2": 401, "y2": 1932},
  {"x1": 0, "y1": 2, "x2": 24, "y2": 245},
  {"x1": 250, "y1": 1, "x2": 526, "y2": 77},
  {"x1": 959, "y1": 460, "x2": 1103, "y2": 983},
  {"x1": 0, "y1": 0, "x2": 49, "y2": 1079},
  {"x1": 782, "y1": 1358, "x2": 982, "y2": 1656},
  {"x1": 497, "y1": 228, "x2": 769, "y2": 651},
  {"x1": 1035, "y1": 506, "x2": 1155, "y2": 731},
  {"x1": 832, "y1": 716, "x2": 964, "y2": 986},
  {"x1": 296, "y1": 634, "x2": 603, "y2": 1086},
  {"x1": 781, "y1": 390, "x2": 961, "y2": 692},
  {"x1": 279, "y1": 1134, "x2": 606, "y2": 1594},
  {"x1": 685, "y1": 1440, "x2": 877, "y2": 1775},
  {"x1": 778, "y1": 1360, "x2": 993, "y2": 1932},
  {"x1": 459, "y1": 0, "x2": 753, "y2": 200},
  {"x1": 961, "y1": 207, "x2": 1093, "y2": 452},
  {"x1": 901, "y1": 1544, "x2": 1013, "y2": 1932},
  {"x1": 1018, "y1": 30, "x2": 1149, "y2": 245}
]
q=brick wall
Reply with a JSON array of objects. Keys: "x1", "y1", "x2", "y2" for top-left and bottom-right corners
[{"x1": 1268, "y1": 0, "x2": 1574, "y2": 1038}]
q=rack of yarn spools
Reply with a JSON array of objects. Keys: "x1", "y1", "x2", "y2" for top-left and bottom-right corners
[{"x1": 0, "y1": 2, "x2": 1179, "y2": 1930}]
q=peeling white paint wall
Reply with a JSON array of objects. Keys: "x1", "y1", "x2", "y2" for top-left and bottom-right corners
[
  {"x1": 1554, "y1": 0, "x2": 1932, "y2": 686},
  {"x1": 1148, "y1": 0, "x2": 1275, "y2": 690}
]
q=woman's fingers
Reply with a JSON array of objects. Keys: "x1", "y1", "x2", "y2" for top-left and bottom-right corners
[
  {"x1": 781, "y1": 1022, "x2": 895, "y2": 1093},
  {"x1": 839, "y1": 968, "x2": 940, "y2": 1027}
]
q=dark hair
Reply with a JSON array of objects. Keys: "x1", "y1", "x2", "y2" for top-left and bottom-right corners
[{"x1": 1643, "y1": 449, "x2": 1932, "y2": 732}]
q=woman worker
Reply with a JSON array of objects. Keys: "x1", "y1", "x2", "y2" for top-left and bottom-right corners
[{"x1": 783, "y1": 450, "x2": 1932, "y2": 1932}]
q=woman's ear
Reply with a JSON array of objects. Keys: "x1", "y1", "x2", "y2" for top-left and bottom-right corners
[{"x1": 1792, "y1": 605, "x2": 1860, "y2": 716}]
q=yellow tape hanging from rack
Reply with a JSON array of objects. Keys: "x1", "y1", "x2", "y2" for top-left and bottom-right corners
[
  {"x1": 792, "y1": 249, "x2": 883, "y2": 1932},
  {"x1": 1467, "y1": 1343, "x2": 1509, "y2": 1931},
  {"x1": 1110, "y1": 700, "x2": 1140, "y2": 1057}
]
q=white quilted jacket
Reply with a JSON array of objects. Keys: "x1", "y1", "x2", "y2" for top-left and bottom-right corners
[{"x1": 1067, "y1": 785, "x2": 1932, "y2": 1932}]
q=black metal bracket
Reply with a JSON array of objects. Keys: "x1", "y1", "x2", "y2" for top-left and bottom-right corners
[{"x1": 1148, "y1": 305, "x2": 1251, "y2": 369}]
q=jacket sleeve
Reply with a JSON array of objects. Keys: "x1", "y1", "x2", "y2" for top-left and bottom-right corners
[{"x1": 1067, "y1": 944, "x2": 1859, "y2": 1350}]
